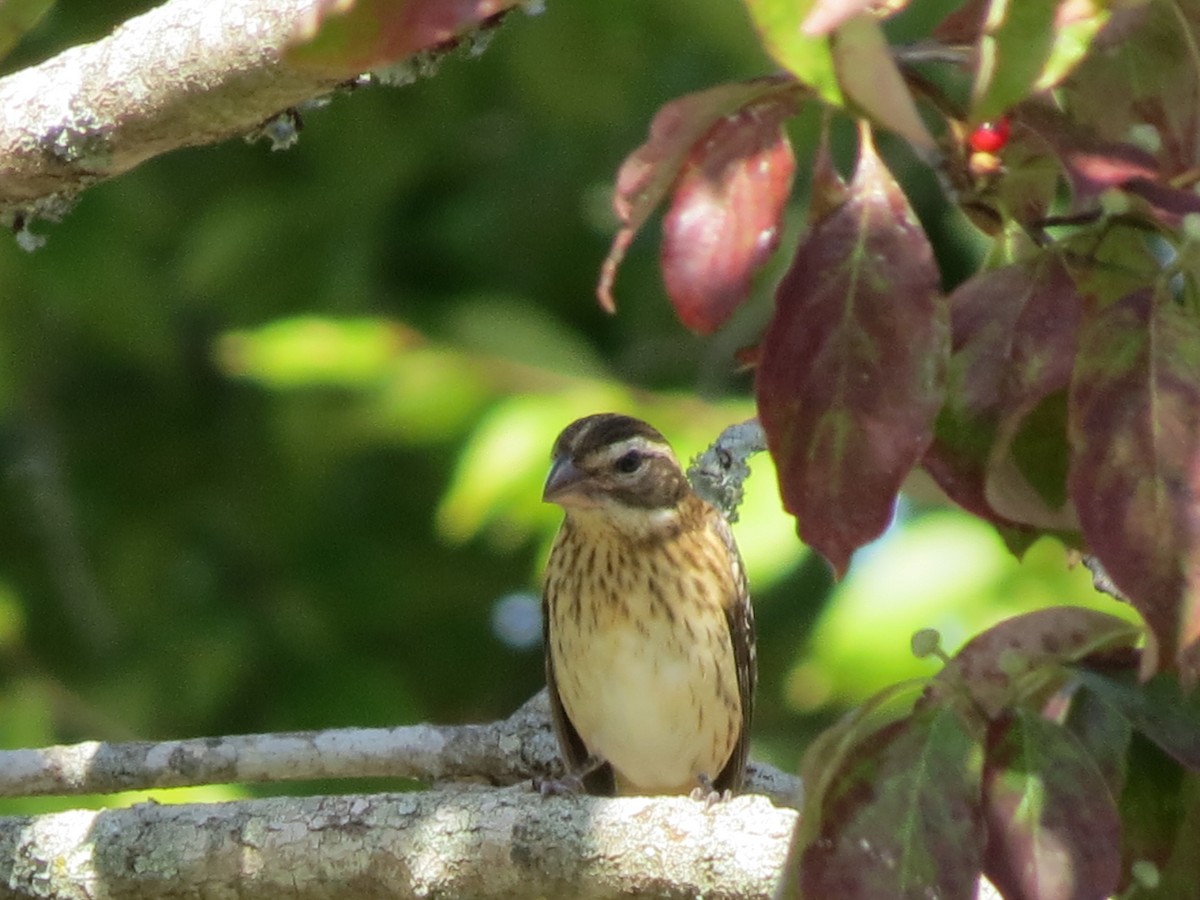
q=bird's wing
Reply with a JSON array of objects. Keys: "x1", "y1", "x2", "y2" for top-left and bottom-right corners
[
  {"x1": 543, "y1": 592, "x2": 616, "y2": 795},
  {"x1": 714, "y1": 513, "x2": 757, "y2": 794}
]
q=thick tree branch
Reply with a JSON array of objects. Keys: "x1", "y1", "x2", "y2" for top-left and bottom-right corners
[
  {"x1": 0, "y1": 691, "x2": 803, "y2": 805},
  {"x1": 1, "y1": 0, "x2": 519, "y2": 226},
  {"x1": 0, "y1": 788, "x2": 797, "y2": 899}
]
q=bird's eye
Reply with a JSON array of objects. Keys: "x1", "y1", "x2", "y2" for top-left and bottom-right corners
[{"x1": 614, "y1": 451, "x2": 643, "y2": 474}]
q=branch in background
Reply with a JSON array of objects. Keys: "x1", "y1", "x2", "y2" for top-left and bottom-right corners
[
  {"x1": 0, "y1": 789, "x2": 797, "y2": 899},
  {"x1": 0, "y1": 0, "x2": 330, "y2": 222},
  {"x1": 0, "y1": 0, "x2": 519, "y2": 237},
  {"x1": 687, "y1": 418, "x2": 767, "y2": 523},
  {"x1": 0, "y1": 690, "x2": 803, "y2": 805}
]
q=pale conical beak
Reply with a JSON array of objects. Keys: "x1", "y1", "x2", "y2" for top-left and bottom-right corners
[{"x1": 543, "y1": 456, "x2": 587, "y2": 504}]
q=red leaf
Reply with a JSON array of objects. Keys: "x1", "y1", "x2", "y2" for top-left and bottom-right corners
[
  {"x1": 926, "y1": 607, "x2": 1141, "y2": 719},
  {"x1": 983, "y1": 256, "x2": 1082, "y2": 530},
  {"x1": 1058, "y1": 1, "x2": 1200, "y2": 178},
  {"x1": 1069, "y1": 289, "x2": 1200, "y2": 676},
  {"x1": 1122, "y1": 177, "x2": 1200, "y2": 227},
  {"x1": 983, "y1": 710, "x2": 1122, "y2": 900},
  {"x1": 923, "y1": 255, "x2": 1079, "y2": 534},
  {"x1": 798, "y1": 707, "x2": 985, "y2": 900},
  {"x1": 1016, "y1": 102, "x2": 1159, "y2": 208},
  {"x1": 288, "y1": 0, "x2": 516, "y2": 74},
  {"x1": 756, "y1": 130, "x2": 945, "y2": 575},
  {"x1": 660, "y1": 98, "x2": 796, "y2": 335},
  {"x1": 597, "y1": 77, "x2": 800, "y2": 314}
]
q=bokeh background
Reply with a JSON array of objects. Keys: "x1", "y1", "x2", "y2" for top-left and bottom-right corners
[{"x1": 0, "y1": 0, "x2": 1135, "y2": 814}]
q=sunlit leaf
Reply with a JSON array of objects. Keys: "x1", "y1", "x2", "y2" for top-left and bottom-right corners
[
  {"x1": 928, "y1": 607, "x2": 1141, "y2": 719},
  {"x1": 1068, "y1": 289, "x2": 1200, "y2": 676},
  {"x1": 287, "y1": 0, "x2": 516, "y2": 75},
  {"x1": 597, "y1": 77, "x2": 800, "y2": 313},
  {"x1": 1072, "y1": 667, "x2": 1200, "y2": 770},
  {"x1": 743, "y1": 0, "x2": 843, "y2": 104},
  {"x1": 831, "y1": 15, "x2": 935, "y2": 154},
  {"x1": 756, "y1": 129, "x2": 946, "y2": 575},
  {"x1": 795, "y1": 706, "x2": 985, "y2": 900},
  {"x1": 973, "y1": 0, "x2": 1109, "y2": 123},
  {"x1": 216, "y1": 317, "x2": 415, "y2": 387},
  {"x1": 983, "y1": 710, "x2": 1122, "y2": 900},
  {"x1": 660, "y1": 96, "x2": 797, "y2": 334}
]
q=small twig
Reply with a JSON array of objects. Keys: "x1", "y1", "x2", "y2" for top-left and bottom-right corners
[
  {"x1": 1082, "y1": 555, "x2": 1129, "y2": 604},
  {"x1": 686, "y1": 419, "x2": 768, "y2": 523}
]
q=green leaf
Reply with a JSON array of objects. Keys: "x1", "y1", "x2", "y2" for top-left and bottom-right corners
[
  {"x1": 972, "y1": 0, "x2": 1109, "y2": 122},
  {"x1": 743, "y1": 0, "x2": 842, "y2": 105},
  {"x1": 831, "y1": 16, "x2": 935, "y2": 153},
  {"x1": 1072, "y1": 667, "x2": 1200, "y2": 770}
]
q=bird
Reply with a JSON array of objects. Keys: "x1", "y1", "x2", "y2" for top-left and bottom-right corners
[{"x1": 540, "y1": 413, "x2": 756, "y2": 796}]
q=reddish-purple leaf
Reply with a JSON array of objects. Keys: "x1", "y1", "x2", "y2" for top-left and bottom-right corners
[
  {"x1": 925, "y1": 607, "x2": 1141, "y2": 719},
  {"x1": 1069, "y1": 289, "x2": 1200, "y2": 676},
  {"x1": 1016, "y1": 101, "x2": 1160, "y2": 209},
  {"x1": 1058, "y1": 1, "x2": 1200, "y2": 178},
  {"x1": 597, "y1": 77, "x2": 800, "y2": 314},
  {"x1": 1122, "y1": 177, "x2": 1200, "y2": 227},
  {"x1": 923, "y1": 255, "x2": 1079, "y2": 533},
  {"x1": 288, "y1": 0, "x2": 516, "y2": 74},
  {"x1": 798, "y1": 707, "x2": 985, "y2": 900},
  {"x1": 660, "y1": 99, "x2": 796, "y2": 335},
  {"x1": 983, "y1": 710, "x2": 1122, "y2": 900},
  {"x1": 983, "y1": 256, "x2": 1081, "y2": 529},
  {"x1": 755, "y1": 131, "x2": 945, "y2": 575}
]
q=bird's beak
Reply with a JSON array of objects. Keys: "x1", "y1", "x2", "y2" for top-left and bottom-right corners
[{"x1": 543, "y1": 456, "x2": 588, "y2": 505}]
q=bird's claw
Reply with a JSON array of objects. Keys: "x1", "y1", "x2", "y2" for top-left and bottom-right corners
[{"x1": 690, "y1": 774, "x2": 733, "y2": 808}]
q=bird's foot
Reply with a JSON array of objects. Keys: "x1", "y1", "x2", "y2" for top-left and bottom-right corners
[
  {"x1": 689, "y1": 773, "x2": 732, "y2": 808},
  {"x1": 535, "y1": 754, "x2": 606, "y2": 796}
]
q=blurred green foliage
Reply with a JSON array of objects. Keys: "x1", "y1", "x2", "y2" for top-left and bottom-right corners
[{"x1": 0, "y1": 0, "x2": 1132, "y2": 815}]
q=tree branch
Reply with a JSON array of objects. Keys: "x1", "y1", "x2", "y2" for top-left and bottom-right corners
[
  {"x1": 0, "y1": 691, "x2": 803, "y2": 805},
  {"x1": 0, "y1": 788, "x2": 798, "y2": 899},
  {"x1": 0, "y1": 0, "x2": 351, "y2": 219}
]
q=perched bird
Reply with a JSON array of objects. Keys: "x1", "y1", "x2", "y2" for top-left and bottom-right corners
[{"x1": 541, "y1": 413, "x2": 756, "y2": 796}]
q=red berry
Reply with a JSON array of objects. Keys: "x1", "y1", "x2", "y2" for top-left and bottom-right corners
[{"x1": 968, "y1": 118, "x2": 1011, "y2": 154}]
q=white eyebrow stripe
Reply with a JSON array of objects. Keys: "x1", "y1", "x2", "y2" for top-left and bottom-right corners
[{"x1": 589, "y1": 435, "x2": 676, "y2": 466}]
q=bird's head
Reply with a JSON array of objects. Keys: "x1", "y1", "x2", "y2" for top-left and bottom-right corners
[{"x1": 543, "y1": 413, "x2": 691, "y2": 536}]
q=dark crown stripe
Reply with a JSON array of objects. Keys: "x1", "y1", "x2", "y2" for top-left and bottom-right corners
[{"x1": 556, "y1": 413, "x2": 670, "y2": 459}]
